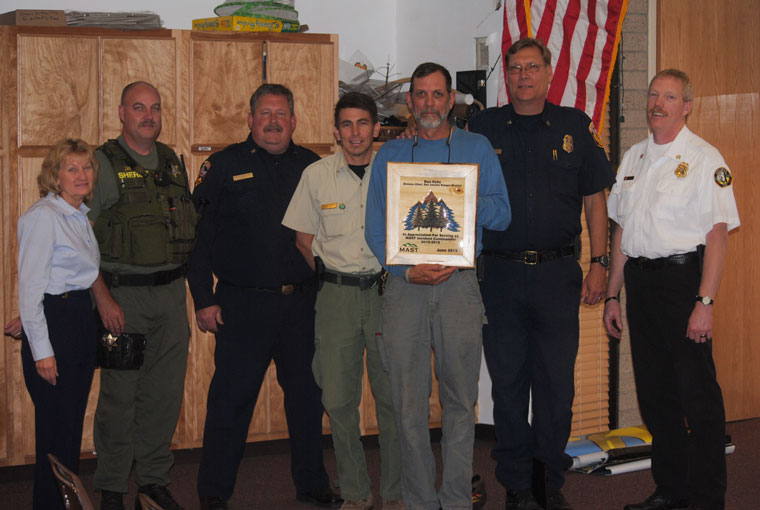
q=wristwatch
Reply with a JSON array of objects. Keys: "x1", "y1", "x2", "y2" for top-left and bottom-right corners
[
  {"x1": 590, "y1": 255, "x2": 610, "y2": 268},
  {"x1": 696, "y1": 295, "x2": 714, "y2": 305}
]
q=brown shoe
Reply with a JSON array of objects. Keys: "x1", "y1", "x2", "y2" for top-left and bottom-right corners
[
  {"x1": 341, "y1": 494, "x2": 374, "y2": 509},
  {"x1": 382, "y1": 500, "x2": 405, "y2": 510}
]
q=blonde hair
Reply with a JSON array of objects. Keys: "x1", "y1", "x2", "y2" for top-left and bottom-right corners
[
  {"x1": 37, "y1": 139, "x2": 99, "y2": 202},
  {"x1": 651, "y1": 68, "x2": 693, "y2": 102}
]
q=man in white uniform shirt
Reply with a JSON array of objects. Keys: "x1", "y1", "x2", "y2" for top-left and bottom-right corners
[
  {"x1": 283, "y1": 92, "x2": 402, "y2": 510},
  {"x1": 604, "y1": 69, "x2": 739, "y2": 510}
]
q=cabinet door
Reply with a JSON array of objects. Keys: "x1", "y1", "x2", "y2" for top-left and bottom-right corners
[
  {"x1": 17, "y1": 34, "x2": 99, "y2": 147},
  {"x1": 101, "y1": 37, "x2": 179, "y2": 146},
  {"x1": 191, "y1": 36, "x2": 264, "y2": 149},
  {"x1": 267, "y1": 38, "x2": 337, "y2": 148}
]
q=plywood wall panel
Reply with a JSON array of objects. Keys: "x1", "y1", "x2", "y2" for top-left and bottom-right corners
[
  {"x1": 191, "y1": 39, "x2": 263, "y2": 147},
  {"x1": 18, "y1": 35, "x2": 99, "y2": 147},
  {"x1": 101, "y1": 37, "x2": 179, "y2": 146},
  {"x1": 268, "y1": 39, "x2": 337, "y2": 147},
  {"x1": 658, "y1": 0, "x2": 760, "y2": 421}
]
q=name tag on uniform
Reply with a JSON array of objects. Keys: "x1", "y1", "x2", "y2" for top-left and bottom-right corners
[
  {"x1": 321, "y1": 203, "x2": 339, "y2": 210},
  {"x1": 494, "y1": 148, "x2": 502, "y2": 155},
  {"x1": 233, "y1": 172, "x2": 254, "y2": 181},
  {"x1": 624, "y1": 176, "x2": 634, "y2": 181}
]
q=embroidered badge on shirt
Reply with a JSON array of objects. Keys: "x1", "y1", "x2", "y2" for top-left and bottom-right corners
[
  {"x1": 714, "y1": 167, "x2": 733, "y2": 188},
  {"x1": 675, "y1": 162, "x2": 689, "y2": 178},
  {"x1": 118, "y1": 169, "x2": 144, "y2": 180},
  {"x1": 233, "y1": 172, "x2": 254, "y2": 182},
  {"x1": 589, "y1": 122, "x2": 604, "y2": 148},
  {"x1": 562, "y1": 134, "x2": 574, "y2": 153},
  {"x1": 195, "y1": 160, "x2": 211, "y2": 187}
]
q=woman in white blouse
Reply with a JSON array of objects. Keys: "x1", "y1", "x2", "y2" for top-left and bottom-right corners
[{"x1": 17, "y1": 139, "x2": 100, "y2": 510}]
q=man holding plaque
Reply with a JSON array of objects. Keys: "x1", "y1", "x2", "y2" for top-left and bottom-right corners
[
  {"x1": 468, "y1": 38, "x2": 614, "y2": 510},
  {"x1": 283, "y1": 92, "x2": 403, "y2": 510},
  {"x1": 365, "y1": 62, "x2": 510, "y2": 510}
]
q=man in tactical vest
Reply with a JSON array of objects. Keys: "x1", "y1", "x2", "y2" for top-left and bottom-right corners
[{"x1": 88, "y1": 81, "x2": 195, "y2": 510}]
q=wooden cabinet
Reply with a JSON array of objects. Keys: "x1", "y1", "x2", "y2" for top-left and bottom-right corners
[{"x1": 0, "y1": 26, "x2": 401, "y2": 468}]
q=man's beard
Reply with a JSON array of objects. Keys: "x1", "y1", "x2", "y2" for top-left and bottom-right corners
[{"x1": 413, "y1": 109, "x2": 447, "y2": 129}]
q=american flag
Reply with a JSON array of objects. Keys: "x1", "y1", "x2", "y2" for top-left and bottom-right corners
[{"x1": 498, "y1": 0, "x2": 628, "y2": 131}]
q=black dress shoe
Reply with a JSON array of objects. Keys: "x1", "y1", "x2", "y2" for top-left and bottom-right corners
[
  {"x1": 624, "y1": 492, "x2": 690, "y2": 510},
  {"x1": 296, "y1": 486, "x2": 344, "y2": 508},
  {"x1": 136, "y1": 484, "x2": 184, "y2": 510},
  {"x1": 506, "y1": 489, "x2": 543, "y2": 510},
  {"x1": 200, "y1": 496, "x2": 229, "y2": 510},
  {"x1": 101, "y1": 490, "x2": 125, "y2": 510},
  {"x1": 547, "y1": 488, "x2": 574, "y2": 510}
]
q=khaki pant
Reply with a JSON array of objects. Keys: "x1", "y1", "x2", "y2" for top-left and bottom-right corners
[
  {"x1": 313, "y1": 281, "x2": 402, "y2": 502},
  {"x1": 93, "y1": 277, "x2": 189, "y2": 492}
]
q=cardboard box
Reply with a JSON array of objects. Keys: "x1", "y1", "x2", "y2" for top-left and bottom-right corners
[
  {"x1": 193, "y1": 16, "x2": 284, "y2": 33},
  {"x1": 0, "y1": 10, "x2": 66, "y2": 26}
]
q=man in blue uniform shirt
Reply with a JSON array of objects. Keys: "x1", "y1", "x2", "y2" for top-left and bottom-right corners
[
  {"x1": 468, "y1": 38, "x2": 614, "y2": 510},
  {"x1": 365, "y1": 62, "x2": 511, "y2": 510},
  {"x1": 188, "y1": 84, "x2": 341, "y2": 510}
]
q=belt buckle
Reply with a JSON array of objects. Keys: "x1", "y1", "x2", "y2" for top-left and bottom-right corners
[
  {"x1": 523, "y1": 251, "x2": 538, "y2": 265},
  {"x1": 280, "y1": 284, "x2": 295, "y2": 295}
]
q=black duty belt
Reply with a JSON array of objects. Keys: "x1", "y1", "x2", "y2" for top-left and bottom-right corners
[
  {"x1": 482, "y1": 244, "x2": 575, "y2": 265},
  {"x1": 628, "y1": 251, "x2": 699, "y2": 270},
  {"x1": 103, "y1": 265, "x2": 186, "y2": 288},
  {"x1": 219, "y1": 280, "x2": 313, "y2": 295},
  {"x1": 322, "y1": 270, "x2": 383, "y2": 290}
]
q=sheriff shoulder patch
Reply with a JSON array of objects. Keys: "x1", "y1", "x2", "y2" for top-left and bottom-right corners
[{"x1": 195, "y1": 160, "x2": 211, "y2": 187}]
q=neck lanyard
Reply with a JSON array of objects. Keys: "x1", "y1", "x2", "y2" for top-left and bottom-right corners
[{"x1": 411, "y1": 125, "x2": 455, "y2": 163}]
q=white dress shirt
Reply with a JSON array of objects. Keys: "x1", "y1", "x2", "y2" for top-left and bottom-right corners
[{"x1": 608, "y1": 126, "x2": 740, "y2": 258}]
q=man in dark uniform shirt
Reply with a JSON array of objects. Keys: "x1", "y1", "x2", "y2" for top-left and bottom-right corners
[
  {"x1": 187, "y1": 84, "x2": 341, "y2": 510},
  {"x1": 468, "y1": 38, "x2": 614, "y2": 510}
]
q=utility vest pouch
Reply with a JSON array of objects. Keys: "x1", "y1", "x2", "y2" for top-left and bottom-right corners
[{"x1": 94, "y1": 141, "x2": 197, "y2": 266}]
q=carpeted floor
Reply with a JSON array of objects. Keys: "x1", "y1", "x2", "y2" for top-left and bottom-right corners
[{"x1": 1, "y1": 418, "x2": 757, "y2": 509}]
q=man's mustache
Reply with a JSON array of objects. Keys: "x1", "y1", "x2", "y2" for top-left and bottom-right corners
[{"x1": 264, "y1": 124, "x2": 284, "y2": 133}]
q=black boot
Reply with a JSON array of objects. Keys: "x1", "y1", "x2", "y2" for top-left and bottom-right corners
[
  {"x1": 101, "y1": 490, "x2": 125, "y2": 510},
  {"x1": 136, "y1": 484, "x2": 184, "y2": 510}
]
